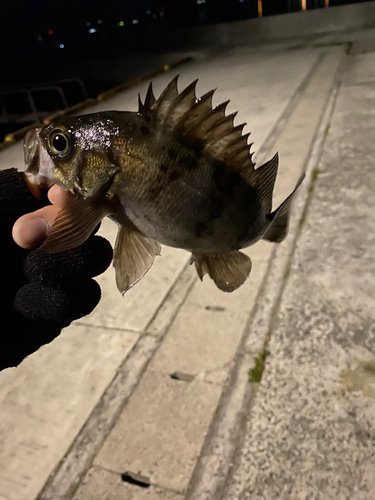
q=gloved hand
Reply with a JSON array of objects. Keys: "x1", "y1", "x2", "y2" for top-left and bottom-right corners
[{"x1": 0, "y1": 168, "x2": 113, "y2": 370}]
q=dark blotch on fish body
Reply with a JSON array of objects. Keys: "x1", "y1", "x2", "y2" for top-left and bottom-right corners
[
  {"x1": 167, "y1": 148, "x2": 178, "y2": 160},
  {"x1": 213, "y1": 163, "x2": 241, "y2": 196},
  {"x1": 212, "y1": 161, "x2": 226, "y2": 188},
  {"x1": 168, "y1": 170, "x2": 180, "y2": 182},
  {"x1": 141, "y1": 125, "x2": 150, "y2": 135},
  {"x1": 194, "y1": 221, "x2": 208, "y2": 238},
  {"x1": 210, "y1": 199, "x2": 224, "y2": 220},
  {"x1": 148, "y1": 182, "x2": 164, "y2": 200},
  {"x1": 157, "y1": 164, "x2": 180, "y2": 181},
  {"x1": 179, "y1": 155, "x2": 199, "y2": 171}
]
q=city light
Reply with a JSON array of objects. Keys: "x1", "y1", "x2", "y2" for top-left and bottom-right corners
[
  {"x1": 98, "y1": 19, "x2": 102, "y2": 24},
  {"x1": 146, "y1": 10, "x2": 151, "y2": 14},
  {"x1": 88, "y1": 28, "x2": 97, "y2": 33},
  {"x1": 86, "y1": 22, "x2": 91, "y2": 27},
  {"x1": 132, "y1": 19, "x2": 139, "y2": 24},
  {"x1": 48, "y1": 29, "x2": 53, "y2": 35},
  {"x1": 60, "y1": 44, "x2": 65, "y2": 49},
  {"x1": 119, "y1": 20, "x2": 125, "y2": 26}
]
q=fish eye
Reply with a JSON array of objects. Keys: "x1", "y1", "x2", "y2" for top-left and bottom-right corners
[{"x1": 48, "y1": 129, "x2": 72, "y2": 158}]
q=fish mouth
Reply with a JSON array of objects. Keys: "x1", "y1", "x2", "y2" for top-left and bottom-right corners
[{"x1": 24, "y1": 128, "x2": 55, "y2": 189}]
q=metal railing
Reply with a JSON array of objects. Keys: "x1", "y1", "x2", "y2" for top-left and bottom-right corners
[{"x1": 0, "y1": 78, "x2": 88, "y2": 125}]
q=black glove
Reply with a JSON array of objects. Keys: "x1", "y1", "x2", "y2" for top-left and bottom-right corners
[{"x1": 0, "y1": 168, "x2": 113, "y2": 370}]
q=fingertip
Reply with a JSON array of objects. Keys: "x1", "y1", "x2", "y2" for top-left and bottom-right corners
[{"x1": 13, "y1": 217, "x2": 49, "y2": 249}]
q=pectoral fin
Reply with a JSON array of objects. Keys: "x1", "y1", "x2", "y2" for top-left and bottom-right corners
[
  {"x1": 41, "y1": 198, "x2": 111, "y2": 253},
  {"x1": 114, "y1": 227, "x2": 162, "y2": 294},
  {"x1": 193, "y1": 251, "x2": 252, "y2": 292}
]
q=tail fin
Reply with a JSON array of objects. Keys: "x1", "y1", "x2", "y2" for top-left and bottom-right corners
[{"x1": 263, "y1": 172, "x2": 305, "y2": 243}]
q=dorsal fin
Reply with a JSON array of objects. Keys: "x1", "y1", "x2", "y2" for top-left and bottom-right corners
[
  {"x1": 176, "y1": 89, "x2": 216, "y2": 131},
  {"x1": 164, "y1": 79, "x2": 198, "y2": 126},
  {"x1": 138, "y1": 76, "x2": 261, "y2": 183},
  {"x1": 153, "y1": 75, "x2": 179, "y2": 121},
  {"x1": 253, "y1": 153, "x2": 279, "y2": 213},
  {"x1": 138, "y1": 94, "x2": 145, "y2": 115},
  {"x1": 186, "y1": 101, "x2": 230, "y2": 141},
  {"x1": 144, "y1": 82, "x2": 156, "y2": 115}
]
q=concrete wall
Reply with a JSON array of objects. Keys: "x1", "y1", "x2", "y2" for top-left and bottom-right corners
[{"x1": 160, "y1": 1, "x2": 375, "y2": 49}]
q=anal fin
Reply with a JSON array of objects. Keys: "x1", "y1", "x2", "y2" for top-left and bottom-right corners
[
  {"x1": 114, "y1": 227, "x2": 161, "y2": 294},
  {"x1": 193, "y1": 251, "x2": 252, "y2": 292}
]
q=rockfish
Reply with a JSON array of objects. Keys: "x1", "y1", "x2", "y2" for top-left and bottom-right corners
[{"x1": 24, "y1": 76, "x2": 304, "y2": 293}]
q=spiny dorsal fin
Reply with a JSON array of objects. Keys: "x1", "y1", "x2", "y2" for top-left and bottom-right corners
[
  {"x1": 176, "y1": 89, "x2": 216, "y2": 131},
  {"x1": 139, "y1": 76, "x2": 259, "y2": 182},
  {"x1": 253, "y1": 153, "x2": 279, "y2": 213},
  {"x1": 164, "y1": 79, "x2": 198, "y2": 127},
  {"x1": 153, "y1": 75, "x2": 179, "y2": 121},
  {"x1": 187, "y1": 101, "x2": 230, "y2": 138},
  {"x1": 138, "y1": 94, "x2": 145, "y2": 115},
  {"x1": 144, "y1": 82, "x2": 156, "y2": 115}
]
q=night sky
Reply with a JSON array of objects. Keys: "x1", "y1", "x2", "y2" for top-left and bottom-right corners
[
  {"x1": 0, "y1": 0, "x2": 367, "y2": 59},
  {"x1": 0, "y1": 0, "x2": 367, "y2": 142}
]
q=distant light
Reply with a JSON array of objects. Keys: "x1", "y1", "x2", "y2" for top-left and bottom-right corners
[
  {"x1": 98, "y1": 19, "x2": 102, "y2": 24},
  {"x1": 153, "y1": 14, "x2": 157, "y2": 18},
  {"x1": 146, "y1": 10, "x2": 151, "y2": 14},
  {"x1": 119, "y1": 20, "x2": 125, "y2": 26},
  {"x1": 301, "y1": 0, "x2": 307, "y2": 9},
  {"x1": 88, "y1": 28, "x2": 97, "y2": 33},
  {"x1": 86, "y1": 22, "x2": 91, "y2": 27},
  {"x1": 159, "y1": 11, "x2": 164, "y2": 17},
  {"x1": 37, "y1": 35, "x2": 43, "y2": 42},
  {"x1": 239, "y1": 0, "x2": 244, "y2": 2},
  {"x1": 132, "y1": 19, "x2": 139, "y2": 24},
  {"x1": 48, "y1": 29, "x2": 53, "y2": 35},
  {"x1": 257, "y1": 0, "x2": 263, "y2": 16},
  {"x1": 60, "y1": 43, "x2": 65, "y2": 49}
]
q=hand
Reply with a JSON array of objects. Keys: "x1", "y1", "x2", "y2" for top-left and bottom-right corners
[
  {"x1": 12, "y1": 173, "x2": 75, "y2": 249},
  {"x1": 0, "y1": 168, "x2": 113, "y2": 371}
]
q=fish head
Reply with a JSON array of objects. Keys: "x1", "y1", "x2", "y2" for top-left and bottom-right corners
[{"x1": 24, "y1": 114, "x2": 122, "y2": 198}]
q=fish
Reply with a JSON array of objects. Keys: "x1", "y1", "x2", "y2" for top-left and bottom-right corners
[{"x1": 23, "y1": 75, "x2": 304, "y2": 293}]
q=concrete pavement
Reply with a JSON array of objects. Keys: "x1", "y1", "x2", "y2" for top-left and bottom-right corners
[
  {"x1": 222, "y1": 42, "x2": 375, "y2": 500},
  {"x1": 0, "y1": 27, "x2": 373, "y2": 500}
]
